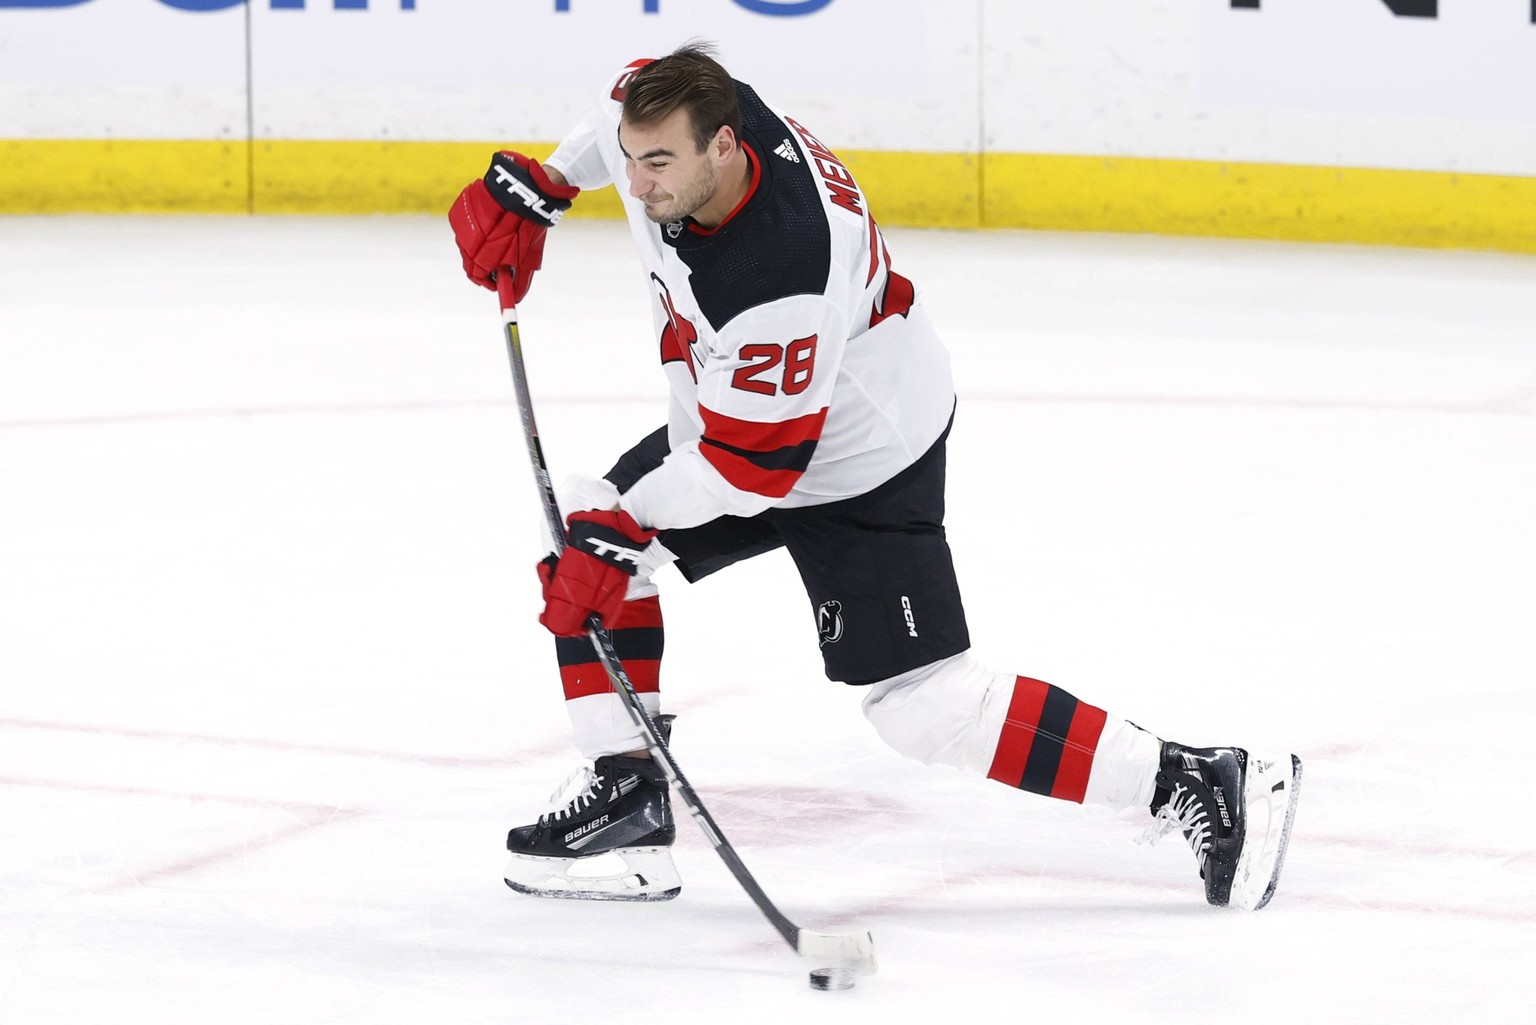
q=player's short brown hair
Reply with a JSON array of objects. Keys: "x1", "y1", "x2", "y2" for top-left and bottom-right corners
[{"x1": 622, "y1": 41, "x2": 742, "y2": 153}]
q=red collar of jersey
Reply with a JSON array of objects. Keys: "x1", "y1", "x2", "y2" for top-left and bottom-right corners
[{"x1": 686, "y1": 141, "x2": 762, "y2": 237}]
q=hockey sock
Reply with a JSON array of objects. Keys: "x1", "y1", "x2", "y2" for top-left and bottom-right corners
[
  {"x1": 862, "y1": 653, "x2": 1162, "y2": 809},
  {"x1": 555, "y1": 594, "x2": 663, "y2": 700},
  {"x1": 557, "y1": 595, "x2": 664, "y2": 758},
  {"x1": 986, "y1": 676, "x2": 1110, "y2": 802},
  {"x1": 985, "y1": 676, "x2": 1160, "y2": 808}
]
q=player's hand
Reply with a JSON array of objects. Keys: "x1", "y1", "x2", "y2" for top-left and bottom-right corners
[
  {"x1": 449, "y1": 151, "x2": 580, "y2": 300},
  {"x1": 537, "y1": 509, "x2": 659, "y2": 637}
]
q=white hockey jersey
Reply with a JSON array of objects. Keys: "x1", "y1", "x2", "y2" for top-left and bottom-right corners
[{"x1": 546, "y1": 61, "x2": 956, "y2": 531}]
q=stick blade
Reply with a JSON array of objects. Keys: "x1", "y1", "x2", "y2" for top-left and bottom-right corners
[{"x1": 796, "y1": 928, "x2": 877, "y2": 976}]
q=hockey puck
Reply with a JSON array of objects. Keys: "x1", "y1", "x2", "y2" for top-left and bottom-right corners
[{"x1": 808, "y1": 967, "x2": 855, "y2": 991}]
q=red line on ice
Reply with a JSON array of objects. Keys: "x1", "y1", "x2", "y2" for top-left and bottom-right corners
[
  {"x1": 0, "y1": 716, "x2": 518, "y2": 768},
  {"x1": 0, "y1": 774, "x2": 349, "y2": 815}
]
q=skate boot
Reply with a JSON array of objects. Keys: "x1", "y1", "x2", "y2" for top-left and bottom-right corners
[
  {"x1": 1145, "y1": 741, "x2": 1302, "y2": 910},
  {"x1": 504, "y1": 746, "x2": 679, "y2": 902}
]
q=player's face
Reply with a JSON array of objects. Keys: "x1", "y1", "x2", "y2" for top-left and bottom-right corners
[{"x1": 619, "y1": 108, "x2": 724, "y2": 225}]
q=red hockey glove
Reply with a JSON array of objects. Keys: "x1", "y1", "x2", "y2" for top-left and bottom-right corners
[
  {"x1": 449, "y1": 151, "x2": 580, "y2": 301},
  {"x1": 537, "y1": 510, "x2": 658, "y2": 637}
]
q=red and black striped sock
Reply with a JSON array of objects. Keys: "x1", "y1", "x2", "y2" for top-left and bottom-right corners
[
  {"x1": 554, "y1": 595, "x2": 664, "y2": 700},
  {"x1": 986, "y1": 676, "x2": 1108, "y2": 803}
]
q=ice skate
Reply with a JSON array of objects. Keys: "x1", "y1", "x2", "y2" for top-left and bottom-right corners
[
  {"x1": 504, "y1": 750, "x2": 679, "y2": 902},
  {"x1": 1145, "y1": 741, "x2": 1302, "y2": 910}
]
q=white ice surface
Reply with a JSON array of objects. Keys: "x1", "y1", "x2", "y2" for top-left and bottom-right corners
[{"x1": 2, "y1": 216, "x2": 1534, "y2": 1024}]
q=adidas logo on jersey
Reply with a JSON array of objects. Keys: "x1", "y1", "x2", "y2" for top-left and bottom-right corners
[{"x1": 774, "y1": 139, "x2": 800, "y2": 163}]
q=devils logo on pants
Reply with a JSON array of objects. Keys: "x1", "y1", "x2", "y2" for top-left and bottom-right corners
[{"x1": 817, "y1": 600, "x2": 844, "y2": 646}]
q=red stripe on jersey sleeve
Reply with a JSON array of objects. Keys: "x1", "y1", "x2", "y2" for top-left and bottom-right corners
[
  {"x1": 699, "y1": 404, "x2": 828, "y2": 454},
  {"x1": 697, "y1": 404, "x2": 829, "y2": 498},
  {"x1": 699, "y1": 445, "x2": 804, "y2": 498},
  {"x1": 610, "y1": 58, "x2": 654, "y2": 102}
]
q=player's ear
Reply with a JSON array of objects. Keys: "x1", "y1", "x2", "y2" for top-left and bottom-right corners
[{"x1": 710, "y1": 124, "x2": 737, "y2": 163}]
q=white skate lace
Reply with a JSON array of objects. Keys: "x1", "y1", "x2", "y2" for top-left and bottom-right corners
[
  {"x1": 538, "y1": 766, "x2": 605, "y2": 825},
  {"x1": 1137, "y1": 778, "x2": 1212, "y2": 874}
]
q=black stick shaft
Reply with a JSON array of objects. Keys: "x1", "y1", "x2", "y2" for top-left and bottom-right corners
[{"x1": 496, "y1": 284, "x2": 801, "y2": 952}]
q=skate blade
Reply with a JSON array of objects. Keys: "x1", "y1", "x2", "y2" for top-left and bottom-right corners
[
  {"x1": 503, "y1": 846, "x2": 681, "y2": 903},
  {"x1": 1233, "y1": 754, "x2": 1302, "y2": 911}
]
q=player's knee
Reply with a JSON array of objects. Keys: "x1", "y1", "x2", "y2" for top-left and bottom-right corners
[{"x1": 860, "y1": 651, "x2": 1000, "y2": 772}]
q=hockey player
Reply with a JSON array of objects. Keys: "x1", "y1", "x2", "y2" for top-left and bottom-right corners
[{"x1": 449, "y1": 43, "x2": 1301, "y2": 910}]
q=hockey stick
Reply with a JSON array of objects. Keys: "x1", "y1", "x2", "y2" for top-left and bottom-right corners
[{"x1": 494, "y1": 271, "x2": 876, "y2": 975}]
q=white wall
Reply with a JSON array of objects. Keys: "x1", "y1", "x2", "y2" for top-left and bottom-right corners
[
  {"x1": 982, "y1": 0, "x2": 1536, "y2": 175},
  {"x1": 246, "y1": 0, "x2": 978, "y2": 149},
  {"x1": 0, "y1": 0, "x2": 974, "y2": 147},
  {"x1": 0, "y1": 0, "x2": 246, "y2": 139},
  {"x1": 3, "y1": 0, "x2": 1534, "y2": 176}
]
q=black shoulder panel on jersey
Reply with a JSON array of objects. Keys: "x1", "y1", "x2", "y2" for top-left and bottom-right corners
[{"x1": 664, "y1": 82, "x2": 832, "y2": 332}]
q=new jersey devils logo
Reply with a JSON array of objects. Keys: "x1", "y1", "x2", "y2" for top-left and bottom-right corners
[
  {"x1": 817, "y1": 600, "x2": 844, "y2": 647},
  {"x1": 653, "y1": 274, "x2": 700, "y2": 382}
]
